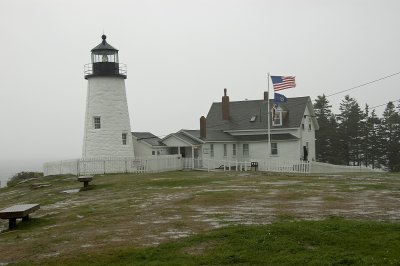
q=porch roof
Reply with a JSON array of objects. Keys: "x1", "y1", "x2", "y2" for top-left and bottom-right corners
[
  {"x1": 181, "y1": 130, "x2": 298, "y2": 142},
  {"x1": 162, "y1": 132, "x2": 203, "y2": 147}
]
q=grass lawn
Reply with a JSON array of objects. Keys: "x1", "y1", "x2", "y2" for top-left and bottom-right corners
[
  {"x1": 20, "y1": 218, "x2": 400, "y2": 266},
  {"x1": 1, "y1": 171, "x2": 400, "y2": 265}
]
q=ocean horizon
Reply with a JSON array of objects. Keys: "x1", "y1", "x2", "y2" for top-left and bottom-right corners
[
  {"x1": 0, "y1": 160, "x2": 44, "y2": 188},
  {"x1": 0, "y1": 172, "x2": 12, "y2": 188}
]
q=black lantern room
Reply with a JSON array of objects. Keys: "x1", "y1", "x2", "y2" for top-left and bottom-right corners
[{"x1": 84, "y1": 35, "x2": 127, "y2": 79}]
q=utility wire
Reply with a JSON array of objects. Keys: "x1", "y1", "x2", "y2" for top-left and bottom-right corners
[
  {"x1": 370, "y1": 99, "x2": 400, "y2": 109},
  {"x1": 136, "y1": 71, "x2": 400, "y2": 139},
  {"x1": 206, "y1": 71, "x2": 400, "y2": 129},
  {"x1": 325, "y1": 71, "x2": 400, "y2": 97}
]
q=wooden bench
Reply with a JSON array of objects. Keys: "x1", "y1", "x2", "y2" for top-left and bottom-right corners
[
  {"x1": 77, "y1": 175, "x2": 93, "y2": 188},
  {"x1": 0, "y1": 204, "x2": 40, "y2": 230}
]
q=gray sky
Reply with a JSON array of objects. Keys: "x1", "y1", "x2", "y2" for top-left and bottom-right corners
[{"x1": 0, "y1": 0, "x2": 399, "y2": 178}]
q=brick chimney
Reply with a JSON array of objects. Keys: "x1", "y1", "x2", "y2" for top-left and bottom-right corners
[
  {"x1": 264, "y1": 91, "x2": 268, "y2": 101},
  {"x1": 200, "y1": 116, "x2": 206, "y2": 139},
  {"x1": 222, "y1": 88, "x2": 230, "y2": 120}
]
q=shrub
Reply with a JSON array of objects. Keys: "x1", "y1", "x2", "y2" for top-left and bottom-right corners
[{"x1": 7, "y1": 171, "x2": 43, "y2": 186}]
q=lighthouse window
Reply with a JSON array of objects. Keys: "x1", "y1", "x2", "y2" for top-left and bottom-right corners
[
  {"x1": 94, "y1": 116, "x2": 101, "y2": 129},
  {"x1": 122, "y1": 133, "x2": 127, "y2": 145}
]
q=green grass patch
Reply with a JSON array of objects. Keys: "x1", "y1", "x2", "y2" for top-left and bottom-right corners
[{"x1": 23, "y1": 217, "x2": 400, "y2": 266}]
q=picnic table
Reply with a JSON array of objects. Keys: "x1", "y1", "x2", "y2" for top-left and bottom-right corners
[
  {"x1": 0, "y1": 204, "x2": 40, "y2": 230},
  {"x1": 77, "y1": 175, "x2": 93, "y2": 188}
]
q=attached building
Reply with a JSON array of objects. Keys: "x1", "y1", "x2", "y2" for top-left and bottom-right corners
[{"x1": 132, "y1": 132, "x2": 168, "y2": 157}]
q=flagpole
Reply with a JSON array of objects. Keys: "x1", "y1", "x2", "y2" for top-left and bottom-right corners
[{"x1": 267, "y1": 73, "x2": 271, "y2": 158}]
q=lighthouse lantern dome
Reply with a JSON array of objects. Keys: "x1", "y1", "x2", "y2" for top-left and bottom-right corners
[
  {"x1": 91, "y1": 34, "x2": 119, "y2": 63},
  {"x1": 84, "y1": 34, "x2": 127, "y2": 79}
]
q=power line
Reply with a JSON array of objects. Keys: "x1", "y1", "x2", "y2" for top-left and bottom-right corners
[
  {"x1": 136, "y1": 71, "x2": 400, "y2": 138},
  {"x1": 370, "y1": 99, "x2": 400, "y2": 109},
  {"x1": 207, "y1": 71, "x2": 400, "y2": 129},
  {"x1": 325, "y1": 71, "x2": 400, "y2": 98}
]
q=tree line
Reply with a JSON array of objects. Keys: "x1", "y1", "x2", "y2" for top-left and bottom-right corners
[{"x1": 314, "y1": 95, "x2": 400, "y2": 172}]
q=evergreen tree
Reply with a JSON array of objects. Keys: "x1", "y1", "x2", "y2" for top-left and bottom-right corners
[
  {"x1": 379, "y1": 102, "x2": 400, "y2": 171},
  {"x1": 337, "y1": 95, "x2": 365, "y2": 166},
  {"x1": 359, "y1": 104, "x2": 369, "y2": 166},
  {"x1": 327, "y1": 114, "x2": 343, "y2": 165},
  {"x1": 313, "y1": 95, "x2": 334, "y2": 162},
  {"x1": 363, "y1": 108, "x2": 381, "y2": 168}
]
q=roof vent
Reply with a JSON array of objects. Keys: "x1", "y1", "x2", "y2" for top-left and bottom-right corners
[{"x1": 250, "y1": 115, "x2": 257, "y2": 122}]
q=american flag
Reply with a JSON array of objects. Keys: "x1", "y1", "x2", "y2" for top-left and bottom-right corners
[{"x1": 270, "y1": 76, "x2": 296, "y2": 91}]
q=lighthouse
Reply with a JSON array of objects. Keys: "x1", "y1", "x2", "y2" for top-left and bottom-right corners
[{"x1": 82, "y1": 35, "x2": 135, "y2": 159}]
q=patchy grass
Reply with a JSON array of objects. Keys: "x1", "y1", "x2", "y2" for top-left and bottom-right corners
[
  {"x1": 0, "y1": 171, "x2": 400, "y2": 265},
  {"x1": 17, "y1": 218, "x2": 400, "y2": 266}
]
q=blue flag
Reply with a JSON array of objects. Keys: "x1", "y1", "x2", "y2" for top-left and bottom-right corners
[{"x1": 274, "y1": 93, "x2": 287, "y2": 103}]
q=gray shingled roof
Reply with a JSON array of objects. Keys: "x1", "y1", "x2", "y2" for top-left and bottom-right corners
[
  {"x1": 173, "y1": 132, "x2": 203, "y2": 145},
  {"x1": 132, "y1": 132, "x2": 165, "y2": 147},
  {"x1": 206, "y1": 97, "x2": 310, "y2": 131},
  {"x1": 181, "y1": 130, "x2": 298, "y2": 142}
]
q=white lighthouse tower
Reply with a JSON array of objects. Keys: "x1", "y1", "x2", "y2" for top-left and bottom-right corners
[{"x1": 82, "y1": 35, "x2": 135, "y2": 159}]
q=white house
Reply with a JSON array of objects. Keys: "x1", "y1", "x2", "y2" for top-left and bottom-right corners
[{"x1": 161, "y1": 89, "x2": 319, "y2": 163}]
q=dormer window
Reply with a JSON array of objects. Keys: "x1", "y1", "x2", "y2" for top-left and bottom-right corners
[{"x1": 272, "y1": 106, "x2": 283, "y2": 126}]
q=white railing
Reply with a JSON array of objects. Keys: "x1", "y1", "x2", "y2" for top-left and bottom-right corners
[
  {"x1": 182, "y1": 158, "x2": 310, "y2": 173},
  {"x1": 182, "y1": 158, "x2": 252, "y2": 171},
  {"x1": 43, "y1": 155, "x2": 182, "y2": 176}
]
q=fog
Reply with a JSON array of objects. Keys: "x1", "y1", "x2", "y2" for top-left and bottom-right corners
[{"x1": 0, "y1": 0, "x2": 399, "y2": 180}]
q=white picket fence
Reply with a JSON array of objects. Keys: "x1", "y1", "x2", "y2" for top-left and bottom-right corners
[
  {"x1": 183, "y1": 158, "x2": 379, "y2": 174},
  {"x1": 309, "y1": 161, "x2": 381, "y2": 173},
  {"x1": 43, "y1": 156, "x2": 380, "y2": 176},
  {"x1": 43, "y1": 155, "x2": 183, "y2": 176}
]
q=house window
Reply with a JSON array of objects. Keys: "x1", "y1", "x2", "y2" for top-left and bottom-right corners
[
  {"x1": 223, "y1": 144, "x2": 227, "y2": 157},
  {"x1": 210, "y1": 144, "x2": 214, "y2": 157},
  {"x1": 94, "y1": 116, "x2": 101, "y2": 129},
  {"x1": 302, "y1": 123, "x2": 305, "y2": 130},
  {"x1": 122, "y1": 133, "x2": 127, "y2": 145},
  {"x1": 271, "y1": 143, "x2": 278, "y2": 155},
  {"x1": 232, "y1": 144, "x2": 236, "y2": 156},
  {"x1": 308, "y1": 118, "x2": 312, "y2": 131},
  {"x1": 152, "y1": 151, "x2": 155, "y2": 155},
  {"x1": 243, "y1": 144, "x2": 249, "y2": 157}
]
